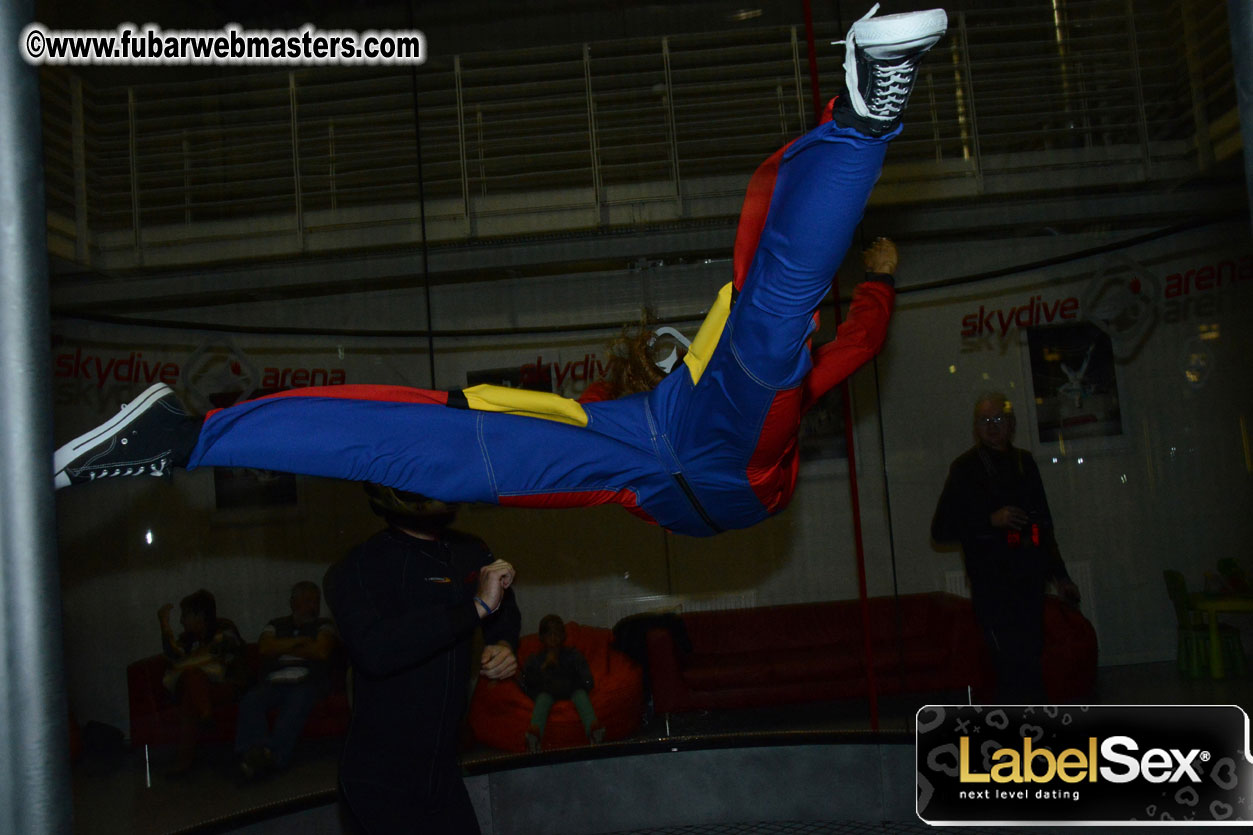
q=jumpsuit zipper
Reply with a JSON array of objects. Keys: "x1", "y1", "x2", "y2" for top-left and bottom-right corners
[
  {"x1": 671, "y1": 472, "x2": 723, "y2": 534},
  {"x1": 645, "y1": 395, "x2": 723, "y2": 535}
]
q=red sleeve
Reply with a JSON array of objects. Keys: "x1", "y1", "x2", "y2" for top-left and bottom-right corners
[
  {"x1": 577, "y1": 380, "x2": 614, "y2": 404},
  {"x1": 732, "y1": 99, "x2": 836, "y2": 291},
  {"x1": 732, "y1": 144, "x2": 789, "y2": 292},
  {"x1": 801, "y1": 280, "x2": 895, "y2": 412}
]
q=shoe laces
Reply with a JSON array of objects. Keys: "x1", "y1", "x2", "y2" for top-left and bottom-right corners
[
  {"x1": 839, "y1": 4, "x2": 891, "y2": 121},
  {"x1": 86, "y1": 459, "x2": 170, "y2": 480},
  {"x1": 867, "y1": 60, "x2": 914, "y2": 116}
]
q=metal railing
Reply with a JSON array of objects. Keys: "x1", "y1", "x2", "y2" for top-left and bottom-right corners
[{"x1": 39, "y1": 0, "x2": 1236, "y2": 269}]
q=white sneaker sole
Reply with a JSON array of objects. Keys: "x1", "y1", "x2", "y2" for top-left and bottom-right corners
[
  {"x1": 52, "y1": 382, "x2": 174, "y2": 489},
  {"x1": 843, "y1": 7, "x2": 949, "y2": 122},
  {"x1": 851, "y1": 8, "x2": 948, "y2": 49}
]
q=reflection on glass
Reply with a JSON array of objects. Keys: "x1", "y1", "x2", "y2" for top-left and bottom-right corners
[{"x1": 46, "y1": 0, "x2": 1246, "y2": 832}]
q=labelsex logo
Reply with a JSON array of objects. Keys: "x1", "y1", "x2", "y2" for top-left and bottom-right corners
[{"x1": 960, "y1": 736, "x2": 1206, "y2": 785}]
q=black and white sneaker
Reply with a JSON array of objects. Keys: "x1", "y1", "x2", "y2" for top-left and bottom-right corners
[
  {"x1": 53, "y1": 383, "x2": 198, "y2": 489},
  {"x1": 835, "y1": 4, "x2": 948, "y2": 137}
]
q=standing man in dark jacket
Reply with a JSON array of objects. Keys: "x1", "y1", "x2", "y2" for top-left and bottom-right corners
[
  {"x1": 324, "y1": 485, "x2": 521, "y2": 835},
  {"x1": 931, "y1": 393, "x2": 1080, "y2": 703}
]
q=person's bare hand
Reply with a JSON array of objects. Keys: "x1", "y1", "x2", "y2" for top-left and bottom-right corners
[
  {"x1": 990, "y1": 506, "x2": 1030, "y2": 529},
  {"x1": 475, "y1": 559, "x2": 515, "y2": 616},
  {"x1": 862, "y1": 237, "x2": 898, "y2": 274},
  {"x1": 480, "y1": 643, "x2": 518, "y2": 679},
  {"x1": 158, "y1": 603, "x2": 174, "y2": 625}
]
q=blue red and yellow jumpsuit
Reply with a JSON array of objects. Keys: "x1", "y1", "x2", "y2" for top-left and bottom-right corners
[{"x1": 187, "y1": 111, "x2": 897, "y2": 537}]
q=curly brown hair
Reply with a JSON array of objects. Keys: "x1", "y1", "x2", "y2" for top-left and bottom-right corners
[{"x1": 600, "y1": 312, "x2": 667, "y2": 399}]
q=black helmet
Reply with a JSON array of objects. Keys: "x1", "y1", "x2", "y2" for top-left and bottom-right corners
[{"x1": 364, "y1": 483, "x2": 458, "y2": 531}]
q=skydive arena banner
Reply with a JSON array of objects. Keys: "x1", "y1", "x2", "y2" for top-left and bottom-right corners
[{"x1": 917, "y1": 705, "x2": 1253, "y2": 825}]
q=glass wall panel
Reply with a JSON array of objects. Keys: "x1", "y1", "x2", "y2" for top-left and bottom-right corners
[{"x1": 37, "y1": 0, "x2": 1244, "y2": 831}]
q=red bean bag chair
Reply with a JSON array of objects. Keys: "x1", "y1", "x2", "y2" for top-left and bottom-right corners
[{"x1": 468, "y1": 622, "x2": 643, "y2": 752}]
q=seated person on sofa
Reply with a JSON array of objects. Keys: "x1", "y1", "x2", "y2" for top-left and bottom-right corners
[
  {"x1": 520, "y1": 614, "x2": 604, "y2": 752},
  {"x1": 235, "y1": 580, "x2": 340, "y2": 781},
  {"x1": 158, "y1": 589, "x2": 246, "y2": 774}
]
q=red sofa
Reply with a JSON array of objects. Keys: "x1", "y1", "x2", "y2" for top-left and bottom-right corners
[
  {"x1": 646, "y1": 592, "x2": 1096, "y2": 713},
  {"x1": 126, "y1": 644, "x2": 351, "y2": 747},
  {"x1": 467, "y1": 623, "x2": 644, "y2": 752}
]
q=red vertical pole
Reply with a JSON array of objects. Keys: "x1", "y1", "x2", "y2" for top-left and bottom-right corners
[
  {"x1": 807, "y1": 0, "x2": 877, "y2": 734},
  {"x1": 807, "y1": 0, "x2": 877, "y2": 731},
  {"x1": 802, "y1": 0, "x2": 824, "y2": 124}
]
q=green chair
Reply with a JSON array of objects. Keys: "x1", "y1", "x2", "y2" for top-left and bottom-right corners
[
  {"x1": 1199, "y1": 563, "x2": 1249, "y2": 678},
  {"x1": 1163, "y1": 570, "x2": 1246, "y2": 679},
  {"x1": 1163, "y1": 570, "x2": 1209, "y2": 678}
]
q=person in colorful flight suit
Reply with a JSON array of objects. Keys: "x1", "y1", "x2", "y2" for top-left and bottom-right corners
[{"x1": 54, "y1": 7, "x2": 947, "y2": 539}]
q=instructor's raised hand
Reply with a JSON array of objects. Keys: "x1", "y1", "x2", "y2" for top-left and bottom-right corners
[
  {"x1": 862, "y1": 237, "x2": 898, "y2": 275},
  {"x1": 475, "y1": 559, "x2": 515, "y2": 616}
]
